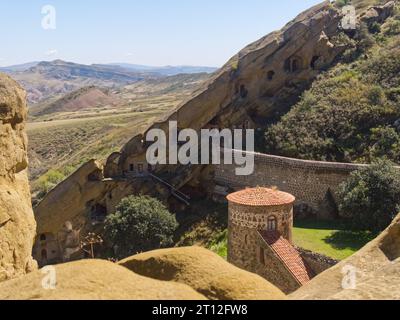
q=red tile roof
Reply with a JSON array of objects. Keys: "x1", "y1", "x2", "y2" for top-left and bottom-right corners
[
  {"x1": 227, "y1": 187, "x2": 295, "y2": 207},
  {"x1": 259, "y1": 231, "x2": 312, "y2": 286}
]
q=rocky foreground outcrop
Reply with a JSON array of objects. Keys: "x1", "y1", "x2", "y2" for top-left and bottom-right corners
[
  {"x1": 290, "y1": 213, "x2": 400, "y2": 300},
  {"x1": 0, "y1": 74, "x2": 36, "y2": 282},
  {"x1": 0, "y1": 247, "x2": 284, "y2": 300},
  {"x1": 0, "y1": 259, "x2": 206, "y2": 300},
  {"x1": 119, "y1": 246, "x2": 285, "y2": 300}
]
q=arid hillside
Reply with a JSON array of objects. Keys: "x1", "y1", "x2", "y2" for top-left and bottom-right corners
[{"x1": 27, "y1": 72, "x2": 210, "y2": 199}]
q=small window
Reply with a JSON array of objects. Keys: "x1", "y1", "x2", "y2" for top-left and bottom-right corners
[
  {"x1": 292, "y1": 59, "x2": 299, "y2": 72},
  {"x1": 40, "y1": 234, "x2": 46, "y2": 241},
  {"x1": 267, "y1": 216, "x2": 278, "y2": 231},
  {"x1": 129, "y1": 164, "x2": 134, "y2": 172},
  {"x1": 137, "y1": 164, "x2": 144, "y2": 174},
  {"x1": 267, "y1": 70, "x2": 275, "y2": 80}
]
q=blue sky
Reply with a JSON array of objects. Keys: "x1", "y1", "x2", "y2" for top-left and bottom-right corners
[{"x1": 0, "y1": 0, "x2": 323, "y2": 67}]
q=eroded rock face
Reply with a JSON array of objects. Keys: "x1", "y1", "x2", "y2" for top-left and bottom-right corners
[
  {"x1": 360, "y1": 1, "x2": 396, "y2": 25},
  {"x1": 0, "y1": 259, "x2": 206, "y2": 300},
  {"x1": 290, "y1": 213, "x2": 400, "y2": 300},
  {"x1": 119, "y1": 246, "x2": 286, "y2": 300},
  {"x1": 0, "y1": 73, "x2": 36, "y2": 282},
  {"x1": 33, "y1": 160, "x2": 135, "y2": 266}
]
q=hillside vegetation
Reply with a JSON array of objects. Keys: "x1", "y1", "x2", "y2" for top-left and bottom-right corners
[{"x1": 266, "y1": 2, "x2": 400, "y2": 164}]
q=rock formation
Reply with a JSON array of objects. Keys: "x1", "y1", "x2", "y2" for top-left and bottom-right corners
[
  {"x1": 360, "y1": 1, "x2": 396, "y2": 25},
  {"x1": 0, "y1": 73, "x2": 36, "y2": 281},
  {"x1": 34, "y1": 1, "x2": 351, "y2": 251},
  {"x1": 290, "y1": 213, "x2": 400, "y2": 300},
  {"x1": 0, "y1": 259, "x2": 206, "y2": 300},
  {"x1": 119, "y1": 246, "x2": 285, "y2": 300}
]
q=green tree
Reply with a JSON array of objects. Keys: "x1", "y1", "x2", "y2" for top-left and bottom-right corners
[
  {"x1": 338, "y1": 160, "x2": 400, "y2": 232},
  {"x1": 104, "y1": 195, "x2": 178, "y2": 258}
]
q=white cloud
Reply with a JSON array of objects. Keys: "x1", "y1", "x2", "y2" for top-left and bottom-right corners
[
  {"x1": 125, "y1": 52, "x2": 134, "y2": 57},
  {"x1": 45, "y1": 49, "x2": 58, "y2": 56}
]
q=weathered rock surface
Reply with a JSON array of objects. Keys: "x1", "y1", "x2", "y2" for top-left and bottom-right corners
[
  {"x1": 0, "y1": 259, "x2": 206, "y2": 300},
  {"x1": 360, "y1": 1, "x2": 396, "y2": 25},
  {"x1": 33, "y1": 159, "x2": 136, "y2": 265},
  {"x1": 0, "y1": 73, "x2": 36, "y2": 282},
  {"x1": 290, "y1": 213, "x2": 400, "y2": 300},
  {"x1": 119, "y1": 246, "x2": 285, "y2": 300}
]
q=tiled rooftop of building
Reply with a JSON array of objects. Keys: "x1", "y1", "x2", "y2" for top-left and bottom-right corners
[
  {"x1": 259, "y1": 231, "x2": 312, "y2": 286},
  {"x1": 227, "y1": 187, "x2": 295, "y2": 207}
]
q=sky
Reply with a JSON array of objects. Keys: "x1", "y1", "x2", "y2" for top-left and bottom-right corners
[{"x1": 0, "y1": 0, "x2": 323, "y2": 68}]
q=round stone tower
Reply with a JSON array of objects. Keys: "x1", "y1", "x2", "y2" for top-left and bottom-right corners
[{"x1": 227, "y1": 187, "x2": 295, "y2": 271}]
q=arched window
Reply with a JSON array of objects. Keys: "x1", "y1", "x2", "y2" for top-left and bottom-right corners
[
  {"x1": 267, "y1": 216, "x2": 278, "y2": 231},
  {"x1": 40, "y1": 234, "x2": 47, "y2": 241}
]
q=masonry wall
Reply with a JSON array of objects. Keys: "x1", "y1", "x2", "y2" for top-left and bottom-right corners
[
  {"x1": 215, "y1": 151, "x2": 371, "y2": 219},
  {"x1": 228, "y1": 201, "x2": 298, "y2": 293}
]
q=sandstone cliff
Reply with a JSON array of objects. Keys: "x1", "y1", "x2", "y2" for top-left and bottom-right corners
[
  {"x1": 0, "y1": 73, "x2": 36, "y2": 281},
  {"x1": 0, "y1": 259, "x2": 206, "y2": 300},
  {"x1": 290, "y1": 213, "x2": 400, "y2": 300},
  {"x1": 0, "y1": 247, "x2": 283, "y2": 300},
  {"x1": 119, "y1": 246, "x2": 285, "y2": 300}
]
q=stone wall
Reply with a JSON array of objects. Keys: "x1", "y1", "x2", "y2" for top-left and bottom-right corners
[
  {"x1": 215, "y1": 151, "x2": 373, "y2": 219},
  {"x1": 296, "y1": 247, "x2": 338, "y2": 275}
]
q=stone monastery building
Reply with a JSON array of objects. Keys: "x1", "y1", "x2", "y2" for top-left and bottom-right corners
[{"x1": 227, "y1": 187, "x2": 312, "y2": 293}]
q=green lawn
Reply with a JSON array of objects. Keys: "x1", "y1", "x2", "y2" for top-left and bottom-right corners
[
  {"x1": 293, "y1": 220, "x2": 377, "y2": 260},
  {"x1": 206, "y1": 219, "x2": 377, "y2": 261}
]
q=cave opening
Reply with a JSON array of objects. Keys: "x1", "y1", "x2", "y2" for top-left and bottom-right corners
[
  {"x1": 310, "y1": 56, "x2": 320, "y2": 70},
  {"x1": 267, "y1": 70, "x2": 275, "y2": 80}
]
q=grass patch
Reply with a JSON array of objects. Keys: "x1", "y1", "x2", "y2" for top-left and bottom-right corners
[
  {"x1": 205, "y1": 219, "x2": 376, "y2": 261},
  {"x1": 293, "y1": 219, "x2": 377, "y2": 260},
  {"x1": 208, "y1": 230, "x2": 228, "y2": 259}
]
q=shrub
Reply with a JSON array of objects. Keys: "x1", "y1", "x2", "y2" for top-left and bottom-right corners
[
  {"x1": 384, "y1": 20, "x2": 400, "y2": 36},
  {"x1": 335, "y1": 0, "x2": 350, "y2": 8},
  {"x1": 338, "y1": 160, "x2": 400, "y2": 232},
  {"x1": 104, "y1": 195, "x2": 178, "y2": 258},
  {"x1": 35, "y1": 169, "x2": 66, "y2": 198}
]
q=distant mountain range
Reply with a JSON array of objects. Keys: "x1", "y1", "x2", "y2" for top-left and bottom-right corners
[
  {"x1": 0, "y1": 62, "x2": 40, "y2": 72},
  {"x1": 104, "y1": 63, "x2": 218, "y2": 76},
  {"x1": 0, "y1": 60, "x2": 217, "y2": 104},
  {"x1": 0, "y1": 61, "x2": 217, "y2": 76}
]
